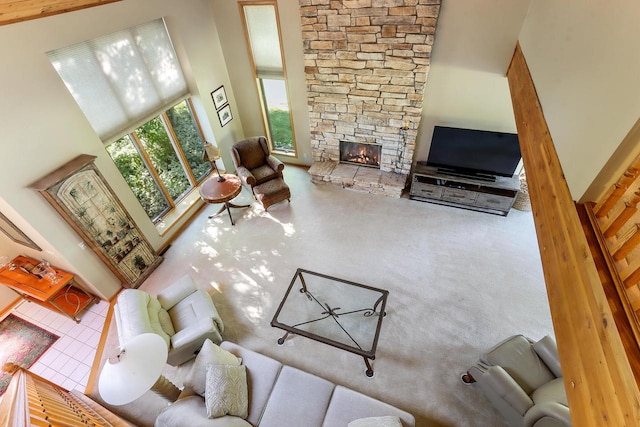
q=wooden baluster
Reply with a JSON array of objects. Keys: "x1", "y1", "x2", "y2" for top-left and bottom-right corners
[
  {"x1": 604, "y1": 191, "x2": 640, "y2": 238},
  {"x1": 596, "y1": 169, "x2": 639, "y2": 218},
  {"x1": 625, "y1": 266, "x2": 640, "y2": 288},
  {"x1": 613, "y1": 224, "x2": 640, "y2": 261}
]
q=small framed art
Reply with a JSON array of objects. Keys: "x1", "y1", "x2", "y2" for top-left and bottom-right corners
[
  {"x1": 211, "y1": 85, "x2": 228, "y2": 110},
  {"x1": 217, "y1": 104, "x2": 233, "y2": 127}
]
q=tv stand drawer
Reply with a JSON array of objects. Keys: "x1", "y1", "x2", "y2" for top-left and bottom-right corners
[
  {"x1": 475, "y1": 193, "x2": 514, "y2": 211},
  {"x1": 442, "y1": 188, "x2": 477, "y2": 204},
  {"x1": 410, "y1": 183, "x2": 443, "y2": 199}
]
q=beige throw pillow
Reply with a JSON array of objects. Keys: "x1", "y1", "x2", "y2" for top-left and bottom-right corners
[
  {"x1": 205, "y1": 364, "x2": 248, "y2": 419},
  {"x1": 184, "y1": 339, "x2": 242, "y2": 396}
]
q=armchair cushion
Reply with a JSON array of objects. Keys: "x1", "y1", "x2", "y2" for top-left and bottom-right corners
[
  {"x1": 158, "y1": 275, "x2": 198, "y2": 309},
  {"x1": 524, "y1": 401, "x2": 572, "y2": 427}
]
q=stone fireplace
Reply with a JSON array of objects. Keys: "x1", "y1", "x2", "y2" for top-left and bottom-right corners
[{"x1": 301, "y1": 0, "x2": 440, "y2": 197}]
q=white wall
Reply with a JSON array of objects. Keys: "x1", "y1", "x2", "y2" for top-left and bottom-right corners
[
  {"x1": 0, "y1": 0, "x2": 239, "y2": 309},
  {"x1": 415, "y1": 0, "x2": 531, "y2": 163},
  {"x1": 519, "y1": 1, "x2": 640, "y2": 201}
]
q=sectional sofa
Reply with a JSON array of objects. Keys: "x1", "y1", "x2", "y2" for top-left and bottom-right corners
[{"x1": 154, "y1": 341, "x2": 415, "y2": 427}]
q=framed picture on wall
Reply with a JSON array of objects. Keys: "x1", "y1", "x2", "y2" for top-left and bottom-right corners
[
  {"x1": 211, "y1": 85, "x2": 228, "y2": 110},
  {"x1": 0, "y1": 211, "x2": 41, "y2": 251},
  {"x1": 217, "y1": 104, "x2": 233, "y2": 127}
]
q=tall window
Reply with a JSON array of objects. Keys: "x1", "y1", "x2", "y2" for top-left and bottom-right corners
[
  {"x1": 240, "y1": 2, "x2": 296, "y2": 156},
  {"x1": 106, "y1": 100, "x2": 210, "y2": 222},
  {"x1": 48, "y1": 19, "x2": 212, "y2": 222}
]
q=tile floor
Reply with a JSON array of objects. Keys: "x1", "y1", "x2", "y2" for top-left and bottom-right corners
[{"x1": 5, "y1": 299, "x2": 109, "y2": 392}]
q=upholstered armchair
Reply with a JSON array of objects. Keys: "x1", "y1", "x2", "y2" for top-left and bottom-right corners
[
  {"x1": 230, "y1": 136, "x2": 284, "y2": 192},
  {"x1": 114, "y1": 275, "x2": 224, "y2": 366},
  {"x1": 230, "y1": 136, "x2": 291, "y2": 210},
  {"x1": 462, "y1": 335, "x2": 571, "y2": 427}
]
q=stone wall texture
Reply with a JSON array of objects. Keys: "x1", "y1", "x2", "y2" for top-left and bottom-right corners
[{"x1": 300, "y1": 0, "x2": 440, "y2": 175}]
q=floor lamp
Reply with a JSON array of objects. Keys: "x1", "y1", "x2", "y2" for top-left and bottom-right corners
[
  {"x1": 203, "y1": 141, "x2": 225, "y2": 182},
  {"x1": 98, "y1": 333, "x2": 180, "y2": 406}
]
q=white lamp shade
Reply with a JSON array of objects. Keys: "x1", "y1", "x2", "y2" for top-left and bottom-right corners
[{"x1": 98, "y1": 333, "x2": 169, "y2": 405}]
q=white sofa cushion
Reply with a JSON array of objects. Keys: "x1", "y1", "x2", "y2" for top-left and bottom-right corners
[
  {"x1": 258, "y1": 366, "x2": 334, "y2": 427},
  {"x1": 322, "y1": 386, "x2": 416, "y2": 427},
  {"x1": 155, "y1": 396, "x2": 251, "y2": 427},
  {"x1": 205, "y1": 364, "x2": 248, "y2": 419}
]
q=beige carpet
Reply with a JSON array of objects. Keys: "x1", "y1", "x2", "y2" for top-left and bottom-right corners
[{"x1": 89, "y1": 165, "x2": 553, "y2": 427}]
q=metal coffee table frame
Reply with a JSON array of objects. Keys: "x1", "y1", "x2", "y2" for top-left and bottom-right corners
[{"x1": 271, "y1": 268, "x2": 388, "y2": 377}]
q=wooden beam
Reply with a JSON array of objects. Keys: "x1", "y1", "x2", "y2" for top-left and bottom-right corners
[
  {"x1": 0, "y1": 0, "x2": 121, "y2": 26},
  {"x1": 507, "y1": 43, "x2": 640, "y2": 426}
]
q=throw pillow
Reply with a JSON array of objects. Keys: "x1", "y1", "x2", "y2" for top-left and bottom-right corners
[
  {"x1": 184, "y1": 339, "x2": 242, "y2": 396},
  {"x1": 205, "y1": 364, "x2": 248, "y2": 419},
  {"x1": 348, "y1": 416, "x2": 403, "y2": 427}
]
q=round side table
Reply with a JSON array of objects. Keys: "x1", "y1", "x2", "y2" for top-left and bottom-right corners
[{"x1": 199, "y1": 174, "x2": 250, "y2": 226}]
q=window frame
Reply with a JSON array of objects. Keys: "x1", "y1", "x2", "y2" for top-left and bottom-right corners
[{"x1": 239, "y1": 1, "x2": 298, "y2": 157}]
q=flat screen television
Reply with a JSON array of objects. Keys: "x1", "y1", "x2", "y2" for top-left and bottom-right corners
[{"x1": 427, "y1": 126, "x2": 521, "y2": 179}]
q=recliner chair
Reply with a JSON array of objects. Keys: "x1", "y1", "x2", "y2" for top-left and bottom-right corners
[
  {"x1": 463, "y1": 334, "x2": 571, "y2": 427},
  {"x1": 114, "y1": 275, "x2": 224, "y2": 366}
]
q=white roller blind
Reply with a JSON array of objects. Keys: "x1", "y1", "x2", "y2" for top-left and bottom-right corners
[
  {"x1": 47, "y1": 19, "x2": 188, "y2": 142},
  {"x1": 243, "y1": 5, "x2": 283, "y2": 79}
]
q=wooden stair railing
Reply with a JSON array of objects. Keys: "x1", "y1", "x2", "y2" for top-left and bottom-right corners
[
  {"x1": 507, "y1": 43, "x2": 640, "y2": 426},
  {"x1": 0, "y1": 364, "x2": 131, "y2": 427}
]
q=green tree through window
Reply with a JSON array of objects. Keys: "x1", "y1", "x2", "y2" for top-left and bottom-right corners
[{"x1": 107, "y1": 100, "x2": 211, "y2": 222}]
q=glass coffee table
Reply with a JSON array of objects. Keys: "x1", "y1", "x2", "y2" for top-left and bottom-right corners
[{"x1": 271, "y1": 268, "x2": 388, "y2": 377}]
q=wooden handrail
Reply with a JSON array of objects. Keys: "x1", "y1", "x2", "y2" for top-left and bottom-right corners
[
  {"x1": 0, "y1": 1, "x2": 121, "y2": 26},
  {"x1": 507, "y1": 43, "x2": 640, "y2": 426}
]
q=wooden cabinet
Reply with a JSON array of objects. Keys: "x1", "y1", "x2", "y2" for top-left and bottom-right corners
[
  {"x1": 29, "y1": 155, "x2": 162, "y2": 288},
  {"x1": 410, "y1": 164, "x2": 520, "y2": 216},
  {"x1": 0, "y1": 255, "x2": 98, "y2": 322}
]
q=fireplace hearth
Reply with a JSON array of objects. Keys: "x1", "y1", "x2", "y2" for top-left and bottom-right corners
[{"x1": 340, "y1": 141, "x2": 381, "y2": 168}]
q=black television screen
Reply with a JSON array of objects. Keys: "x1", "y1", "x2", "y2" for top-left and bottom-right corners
[{"x1": 427, "y1": 126, "x2": 521, "y2": 178}]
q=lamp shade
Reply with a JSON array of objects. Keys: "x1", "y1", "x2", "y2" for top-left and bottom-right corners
[
  {"x1": 203, "y1": 142, "x2": 221, "y2": 162},
  {"x1": 98, "y1": 333, "x2": 169, "y2": 405}
]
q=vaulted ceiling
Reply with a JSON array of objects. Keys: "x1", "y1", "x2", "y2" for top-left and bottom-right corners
[{"x1": 0, "y1": 0, "x2": 120, "y2": 26}]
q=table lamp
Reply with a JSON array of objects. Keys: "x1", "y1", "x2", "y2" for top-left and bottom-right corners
[
  {"x1": 98, "y1": 333, "x2": 180, "y2": 405},
  {"x1": 203, "y1": 141, "x2": 225, "y2": 182}
]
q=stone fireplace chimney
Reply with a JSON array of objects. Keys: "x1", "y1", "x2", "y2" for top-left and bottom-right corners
[{"x1": 301, "y1": 0, "x2": 440, "y2": 197}]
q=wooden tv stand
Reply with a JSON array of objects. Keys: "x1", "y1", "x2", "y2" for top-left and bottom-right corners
[{"x1": 409, "y1": 163, "x2": 520, "y2": 216}]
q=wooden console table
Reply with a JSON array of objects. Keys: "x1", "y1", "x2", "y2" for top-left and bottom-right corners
[{"x1": 0, "y1": 255, "x2": 98, "y2": 323}]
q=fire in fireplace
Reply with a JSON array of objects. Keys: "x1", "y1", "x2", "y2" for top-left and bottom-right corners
[{"x1": 339, "y1": 141, "x2": 382, "y2": 168}]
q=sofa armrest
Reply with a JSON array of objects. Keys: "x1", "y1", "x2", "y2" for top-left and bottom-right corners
[
  {"x1": 170, "y1": 317, "x2": 222, "y2": 350},
  {"x1": 266, "y1": 155, "x2": 284, "y2": 173},
  {"x1": 473, "y1": 365, "x2": 534, "y2": 415},
  {"x1": 236, "y1": 166, "x2": 256, "y2": 187},
  {"x1": 157, "y1": 275, "x2": 197, "y2": 310},
  {"x1": 523, "y1": 401, "x2": 571, "y2": 427}
]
